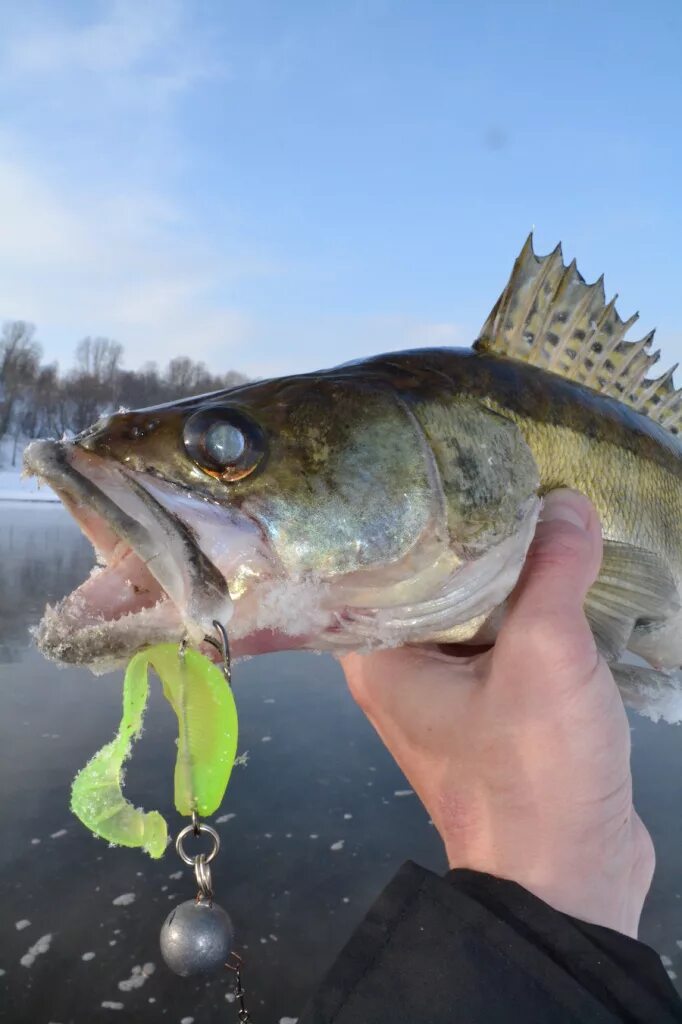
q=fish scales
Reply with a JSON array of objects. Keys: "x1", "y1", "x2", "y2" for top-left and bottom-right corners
[{"x1": 361, "y1": 348, "x2": 681, "y2": 564}]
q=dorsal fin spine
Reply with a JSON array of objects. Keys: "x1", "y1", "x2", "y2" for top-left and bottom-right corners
[{"x1": 474, "y1": 237, "x2": 681, "y2": 437}]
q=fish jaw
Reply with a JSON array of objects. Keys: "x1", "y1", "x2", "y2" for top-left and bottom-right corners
[{"x1": 23, "y1": 439, "x2": 239, "y2": 669}]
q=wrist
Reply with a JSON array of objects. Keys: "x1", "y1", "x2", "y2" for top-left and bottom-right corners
[{"x1": 443, "y1": 813, "x2": 654, "y2": 937}]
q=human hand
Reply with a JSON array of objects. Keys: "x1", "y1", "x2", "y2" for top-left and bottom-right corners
[{"x1": 340, "y1": 490, "x2": 655, "y2": 937}]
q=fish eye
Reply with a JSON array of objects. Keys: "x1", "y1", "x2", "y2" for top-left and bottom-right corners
[
  {"x1": 183, "y1": 408, "x2": 265, "y2": 481},
  {"x1": 205, "y1": 421, "x2": 245, "y2": 464}
]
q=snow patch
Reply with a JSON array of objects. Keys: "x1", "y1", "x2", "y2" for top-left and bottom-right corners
[
  {"x1": 82, "y1": 952, "x2": 96, "y2": 961},
  {"x1": 15, "y1": 920, "x2": 30, "y2": 931},
  {"x1": 118, "y1": 962, "x2": 155, "y2": 991},
  {"x1": 330, "y1": 840, "x2": 344, "y2": 851},
  {"x1": 20, "y1": 933, "x2": 52, "y2": 967},
  {"x1": 112, "y1": 893, "x2": 136, "y2": 906}
]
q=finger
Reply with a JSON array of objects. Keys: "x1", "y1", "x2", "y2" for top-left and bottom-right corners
[
  {"x1": 499, "y1": 489, "x2": 603, "y2": 676},
  {"x1": 340, "y1": 645, "x2": 479, "y2": 722},
  {"x1": 340, "y1": 647, "x2": 432, "y2": 716}
]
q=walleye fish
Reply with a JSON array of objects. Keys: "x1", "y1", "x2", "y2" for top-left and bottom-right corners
[{"x1": 25, "y1": 238, "x2": 682, "y2": 720}]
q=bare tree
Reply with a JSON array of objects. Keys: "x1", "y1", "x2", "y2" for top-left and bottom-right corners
[
  {"x1": 74, "y1": 337, "x2": 124, "y2": 408},
  {"x1": 0, "y1": 321, "x2": 42, "y2": 437},
  {"x1": 75, "y1": 337, "x2": 123, "y2": 382},
  {"x1": 165, "y1": 357, "x2": 247, "y2": 400},
  {"x1": 0, "y1": 321, "x2": 248, "y2": 448}
]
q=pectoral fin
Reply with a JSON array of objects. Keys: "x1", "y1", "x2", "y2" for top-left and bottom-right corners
[{"x1": 585, "y1": 541, "x2": 680, "y2": 661}]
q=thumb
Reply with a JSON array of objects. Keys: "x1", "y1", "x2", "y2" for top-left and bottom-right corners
[{"x1": 499, "y1": 489, "x2": 603, "y2": 675}]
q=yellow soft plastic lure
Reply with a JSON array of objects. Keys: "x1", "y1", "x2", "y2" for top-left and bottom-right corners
[{"x1": 70, "y1": 644, "x2": 238, "y2": 858}]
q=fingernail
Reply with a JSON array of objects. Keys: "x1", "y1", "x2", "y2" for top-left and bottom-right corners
[{"x1": 539, "y1": 490, "x2": 591, "y2": 531}]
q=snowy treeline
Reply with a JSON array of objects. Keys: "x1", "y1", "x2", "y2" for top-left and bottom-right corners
[{"x1": 0, "y1": 320, "x2": 247, "y2": 466}]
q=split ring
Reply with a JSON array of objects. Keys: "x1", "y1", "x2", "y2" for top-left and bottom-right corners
[{"x1": 176, "y1": 822, "x2": 221, "y2": 866}]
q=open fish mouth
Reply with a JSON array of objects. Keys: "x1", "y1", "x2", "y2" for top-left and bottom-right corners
[{"x1": 24, "y1": 439, "x2": 235, "y2": 671}]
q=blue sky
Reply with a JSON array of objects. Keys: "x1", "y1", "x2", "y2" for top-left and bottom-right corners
[{"x1": 1, "y1": 0, "x2": 681, "y2": 379}]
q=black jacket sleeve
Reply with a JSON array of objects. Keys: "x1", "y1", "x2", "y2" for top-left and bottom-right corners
[{"x1": 299, "y1": 861, "x2": 682, "y2": 1023}]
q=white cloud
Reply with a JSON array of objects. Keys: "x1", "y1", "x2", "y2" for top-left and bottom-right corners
[
  {"x1": 2, "y1": 0, "x2": 225, "y2": 118},
  {"x1": 0, "y1": 3, "x2": 470, "y2": 381},
  {"x1": 0, "y1": 3, "x2": 260, "y2": 373},
  {"x1": 0, "y1": 153, "x2": 254, "y2": 370},
  {"x1": 7, "y1": 1, "x2": 171, "y2": 75}
]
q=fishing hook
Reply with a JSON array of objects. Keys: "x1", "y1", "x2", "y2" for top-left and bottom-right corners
[{"x1": 203, "y1": 619, "x2": 232, "y2": 687}]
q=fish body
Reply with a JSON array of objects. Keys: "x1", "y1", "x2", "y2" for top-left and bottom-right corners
[{"x1": 25, "y1": 238, "x2": 682, "y2": 716}]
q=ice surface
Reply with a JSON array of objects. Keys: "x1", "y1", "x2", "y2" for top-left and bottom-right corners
[{"x1": 0, "y1": 465, "x2": 59, "y2": 503}]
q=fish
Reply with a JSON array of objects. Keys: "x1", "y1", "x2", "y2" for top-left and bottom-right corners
[{"x1": 24, "y1": 237, "x2": 682, "y2": 720}]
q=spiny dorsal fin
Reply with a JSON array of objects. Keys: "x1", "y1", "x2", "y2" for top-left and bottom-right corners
[{"x1": 474, "y1": 235, "x2": 681, "y2": 436}]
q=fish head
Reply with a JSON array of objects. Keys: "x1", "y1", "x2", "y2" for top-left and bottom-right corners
[{"x1": 24, "y1": 369, "x2": 449, "y2": 669}]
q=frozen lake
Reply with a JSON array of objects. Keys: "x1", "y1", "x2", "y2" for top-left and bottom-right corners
[{"x1": 0, "y1": 504, "x2": 680, "y2": 1022}]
